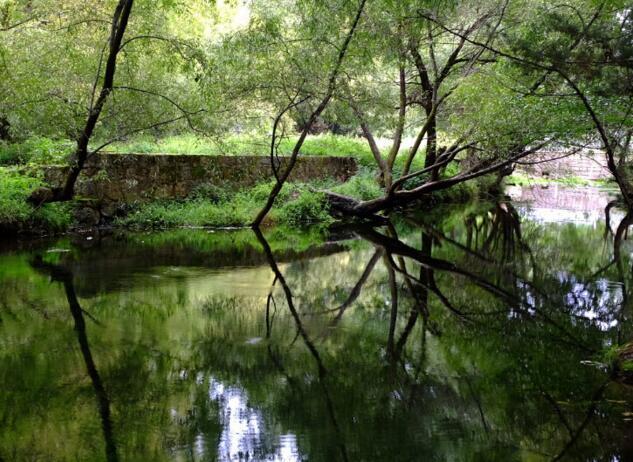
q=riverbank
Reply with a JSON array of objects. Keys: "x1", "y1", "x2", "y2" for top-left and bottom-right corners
[
  {"x1": 0, "y1": 134, "x2": 489, "y2": 235},
  {"x1": 1, "y1": 166, "x2": 484, "y2": 235}
]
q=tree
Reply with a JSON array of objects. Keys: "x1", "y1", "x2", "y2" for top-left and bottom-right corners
[
  {"x1": 426, "y1": 0, "x2": 633, "y2": 207},
  {"x1": 0, "y1": 0, "x2": 217, "y2": 203},
  {"x1": 51, "y1": 0, "x2": 136, "y2": 203},
  {"x1": 226, "y1": 0, "x2": 369, "y2": 227},
  {"x1": 245, "y1": 0, "x2": 559, "y2": 220},
  {"x1": 344, "y1": 0, "x2": 500, "y2": 187}
]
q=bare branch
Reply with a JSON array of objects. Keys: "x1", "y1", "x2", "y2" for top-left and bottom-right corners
[{"x1": 252, "y1": 0, "x2": 368, "y2": 227}]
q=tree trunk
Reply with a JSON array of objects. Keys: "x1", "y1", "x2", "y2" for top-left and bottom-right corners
[
  {"x1": 0, "y1": 116, "x2": 10, "y2": 141},
  {"x1": 424, "y1": 109, "x2": 438, "y2": 181},
  {"x1": 323, "y1": 143, "x2": 546, "y2": 218},
  {"x1": 252, "y1": 0, "x2": 367, "y2": 227},
  {"x1": 29, "y1": 0, "x2": 135, "y2": 204}
]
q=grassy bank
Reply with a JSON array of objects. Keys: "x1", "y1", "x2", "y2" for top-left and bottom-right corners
[
  {"x1": 116, "y1": 180, "x2": 336, "y2": 229},
  {"x1": 0, "y1": 133, "x2": 426, "y2": 171},
  {"x1": 0, "y1": 166, "x2": 378, "y2": 233},
  {"x1": 0, "y1": 134, "x2": 491, "y2": 234},
  {"x1": 0, "y1": 164, "x2": 480, "y2": 234}
]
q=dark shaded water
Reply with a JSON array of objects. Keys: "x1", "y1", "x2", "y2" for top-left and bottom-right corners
[{"x1": 2, "y1": 187, "x2": 633, "y2": 461}]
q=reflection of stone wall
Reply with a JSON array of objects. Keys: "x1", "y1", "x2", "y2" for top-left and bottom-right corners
[
  {"x1": 64, "y1": 236, "x2": 350, "y2": 297},
  {"x1": 506, "y1": 184, "x2": 615, "y2": 212},
  {"x1": 518, "y1": 151, "x2": 608, "y2": 180},
  {"x1": 43, "y1": 153, "x2": 357, "y2": 203}
]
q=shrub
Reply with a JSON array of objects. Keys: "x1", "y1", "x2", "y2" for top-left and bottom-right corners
[
  {"x1": 0, "y1": 169, "x2": 41, "y2": 222},
  {"x1": 0, "y1": 137, "x2": 73, "y2": 166},
  {"x1": 0, "y1": 168, "x2": 72, "y2": 232},
  {"x1": 277, "y1": 190, "x2": 332, "y2": 226},
  {"x1": 331, "y1": 169, "x2": 382, "y2": 200},
  {"x1": 117, "y1": 181, "x2": 337, "y2": 229},
  {"x1": 278, "y1": 134, "x2": 376, "y2": 166},
  {"x1": 189, "y1": 184, "x2": 230, "y2": 203}
]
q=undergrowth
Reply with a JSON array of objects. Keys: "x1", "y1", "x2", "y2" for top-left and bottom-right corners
[
  {"x1": 0, "y1": 168, "x2": 72, "y2": 233},
  {"x1": 116, "y1": 181, "x2": 336, "y2": 229},
  {"x1": 1, "y1": 133, "x2": 427, "y2": 172},
  {"x1": 0, "y1": 133, "x2": 491, "y2": 232},
  {"x1": 0, "y1": 138, "x2": 73, "y2": 166}
]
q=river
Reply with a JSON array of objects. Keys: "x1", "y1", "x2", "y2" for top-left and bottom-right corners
[{"x1": 1, "y1": 186, "x2": 632, "y2": 461}]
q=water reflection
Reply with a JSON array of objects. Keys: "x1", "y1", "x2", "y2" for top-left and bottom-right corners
[
  {"x1": 209, "y1": 378, "x2": 302, "y2": 461},
  {"x1": 2, "y1": 197, "x2": 633, "y2": 460},
  {"x1": 508, "y1": 184, "x2": 622, "y2": 225},
  {"x1": 29, "y1": 257, "x2": 119, "y2": 462}
]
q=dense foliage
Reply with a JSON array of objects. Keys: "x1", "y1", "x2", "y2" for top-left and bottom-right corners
[{"x1": 0, "y1": 0, "x2": 631, "y2": 228}]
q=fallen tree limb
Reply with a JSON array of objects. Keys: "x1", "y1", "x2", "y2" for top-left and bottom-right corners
[{"x1": 322, "y1": 142, "x2": 550, "y2": 218}]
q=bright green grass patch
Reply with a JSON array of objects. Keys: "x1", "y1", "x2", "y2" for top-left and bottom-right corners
[
  {"x1": 104, "y1": 133, "x2": 378, "y2": 164},
  {"x1": 103, "y1": 133, "x2": 428, "y2": 170},
  {"x1": 0, "y1": 168, "x2": 41, "y2": 223},
  {"x1": 0, "y1": 168, "x2": 72, "y2": 232},
  {"x1": 329, "y1": 168, "x2": 383, "y2": 201},
  {"x1": 116, "y1": 180, "x2": 334, "y2": 229},
  {"x1": 2, "y1": 133, "x2": 429, "y2": 179}
]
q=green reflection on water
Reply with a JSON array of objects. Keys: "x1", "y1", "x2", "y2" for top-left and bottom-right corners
[{"x1": 2, "y1": 203, "x2": 633, "y2": 461}]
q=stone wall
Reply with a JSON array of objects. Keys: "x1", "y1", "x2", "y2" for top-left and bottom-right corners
[{"x1": 43, "y1": 153, "x2": 357, "y2": 204}]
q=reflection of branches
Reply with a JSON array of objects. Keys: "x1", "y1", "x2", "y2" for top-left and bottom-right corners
[
  {"x1": 30, "y1": 257, "x2": 118, "y2": 462},
  {"x1": 254, "y1": 229, "x2": 349, "y2": 462},
  {"x1": 541, "y1": 390, "x2": 573, "y2": 438},
  {"x1": 551, "y1": 381, "x2": 609, "y2": 462},
  {"x1": 464, "y1": 375, "x2": 490, "y2": 434},
  {"x1": 462, "y1": 202, "x2": 524, "y2": 263},
  {"x1": 254, "y1": 229, "x2": 325, "y2": 375},
  {"x1": 360, "y1": 227, "x2": 518, "y2": 305},
  {"x1": 386, "y1": 253, "x2": 468, "y2": 320},
  {"x1": 604, "y1": 200, "x2": 619, "y2": 238},
  {"x1": 266, "y1": 276, "x2": 278, "y2": 339},
  {"x1": 360, "y1": 225, "x2": 595, "y2": 353},
  {"x1": 329, "y1": 249, "x2": 383, "y2": 326},
  {"x1": 613, "y1": 213, "x2": 633, "y2": 345},
  {"x1": 386, "y1": 257, "x2": 399, "y2": 358},
  {"x1": 481, "y1": 203, "x2": 523, "y2": 262},
  {"x1": 394, "y1": 232, "x2": 433, "y2": 358}
]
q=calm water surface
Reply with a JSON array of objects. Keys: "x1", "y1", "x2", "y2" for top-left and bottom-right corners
[{"x1": 2, "y1": 187, "x2": 633, "y2": 461}]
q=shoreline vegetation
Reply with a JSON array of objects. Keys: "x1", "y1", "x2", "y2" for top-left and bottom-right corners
[
  {"x1": 0, "y1": 134, "x2": 614, "y2": 236},
  {"x1": 0, "y1": 134, "x2": 474, "y2": 235},
  {"x1": 1, "y1": 0, "x2": 630, "y2": 237}
]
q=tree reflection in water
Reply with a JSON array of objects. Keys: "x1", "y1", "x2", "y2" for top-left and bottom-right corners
[
  {"x1": 2, "y1": 200, "x2": 633, "y2": 460},
  {"x1": 255, "y1": 200, "x2": 633, "y2": 461},
  {"x1": 30, "y1": 257, "x2": 119, "y2": 462}
]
